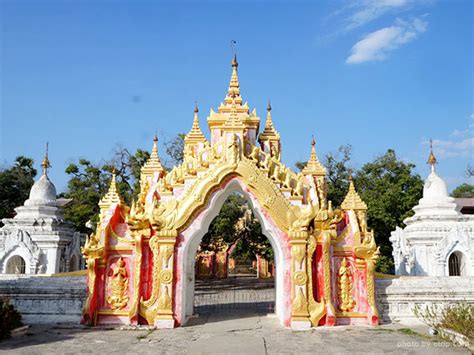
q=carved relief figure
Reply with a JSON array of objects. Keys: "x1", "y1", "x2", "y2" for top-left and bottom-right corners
[
  {"x1": 338, "y1": 258, "x2": 356, "y2": 312},
  {"x1": 107, "y1": 257, "x2": 129, "y2": 310}
]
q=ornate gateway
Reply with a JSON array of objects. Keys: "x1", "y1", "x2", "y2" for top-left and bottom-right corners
[{"x1": 82, "y1": 55, "x2": 379, "y2": 329}]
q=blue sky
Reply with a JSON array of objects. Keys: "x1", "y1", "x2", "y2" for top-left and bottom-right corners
[{"x1": 1, "y1": 0, "x2": 472, "y2": 193}]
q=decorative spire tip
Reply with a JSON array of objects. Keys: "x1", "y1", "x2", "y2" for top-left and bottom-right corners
[
  {"x1": 194, "y1": 102, "x2": 199, "y2": 113},
  {"x1": 267, "y1": 99, "x2": 272, "y2": 111},
  {"x1": 41, "y1": 142, "x2": 51, "y2": 176}
]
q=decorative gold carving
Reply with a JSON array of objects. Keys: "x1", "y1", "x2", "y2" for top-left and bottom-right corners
[
  {"x1": 338, "y1": 258, "x2": 356, "y2": 312},
  {"x1": 293, "y1": 271, "x2": 308, "y2": 285},
  {"x1": 341, "y1": 176, "x2": 367, "y2": 211},
  {"x1": 107, "y1": 257, "x2": 129, "y2": 310},
  {"x1": 159, "y1": 270, "x2": 173, "y2": 284},
  {"x1": 292, "y1": 287, "x2": 307, "y2": 314},
  {"x1": 302, "y1": 137, "x2": 326, "y2": 176},
  {"x1": 129, "y1": 234, "x2": 143, "y2": 319}
]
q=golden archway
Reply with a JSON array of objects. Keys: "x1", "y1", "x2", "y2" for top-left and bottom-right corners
[{"x1": 82, "y1": 55, "x2": 379, "y2": 329}]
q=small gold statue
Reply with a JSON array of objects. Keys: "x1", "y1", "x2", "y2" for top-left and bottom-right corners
[
  {"x1": 107, "y1": 257, "x2": 129, "y2": 310},
  {"x1": 338, "y1": 258, "x2": 356, "y2": 312}
]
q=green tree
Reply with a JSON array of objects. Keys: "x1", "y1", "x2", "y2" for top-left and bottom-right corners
[
  {"x1": 61, "y1": 147, "x2": 150, "y2": 232},
  {"x1": 294, "y1": 161, "x2": 307, "y2": 172},
  {"x1": 451, "y1": 183, "x2": 474, "y2": 198},
  {"x1": 61, "y1": 159, "x2": 110, "y2": 233},
  {"x1": 354, "y1": 149, "x2": 423, "y2": 273},
  {"x1": 164, "y1": 133, "x2": 185, "y2": 167},
  {"x1": 0, "y1": 156, "x2": 37, "y2": 224},
  {"x1": 323, "y1": 144, "x2": 352, "y2": 207},
  {"x1": 201, "y1": 194, "x2": 273, "y2": 262}
]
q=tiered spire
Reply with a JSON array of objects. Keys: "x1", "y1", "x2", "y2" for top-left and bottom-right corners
[
  {"x1": 185, "y1": 103, "x2": 207, "y2": 143},
  {"x1": 41, "y1": 142, "x2": 51, "y2": 176},
  {"x1": 141, "y1": 134, "x2": 164, "y2": 180},
  {"x1": 302, "y1": 136, "x2": 326, "y2": 176},
  {"x1": 258, "y1": 100, "x2": 280, "y2": 142},
  {"x1": 341, "y1": 175, "x2": 367, "y2": 210},
  {"x1": 224, "y1": 54, "x2": 242, "y2": 105},
  {"x1": 99, "y1": 169, "x2": 122, "y2": 215},
  {"x1": 427, "y1": 139, "x2": 437, "y2": 172}
]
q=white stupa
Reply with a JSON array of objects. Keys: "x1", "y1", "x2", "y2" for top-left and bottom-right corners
[
  {"x1": 390, "y1": 141, "x2": 474, "y2": 276},
  {"x1": 0, "y1": 144, "x2": 85, "y2": 274}
]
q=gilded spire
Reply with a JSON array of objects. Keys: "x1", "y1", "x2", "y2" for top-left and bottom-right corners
[
  {"x1": 185, "y1": 103, "x2": 207, "y2": 143},
  {"x1": 141, "y1": 135, "x2": 164, "y2": 180},
  {"x1": 341, "y1": 175, "x2": 367, "y2": 211},
  {"x1": 41, "y1": 142, "x2": 51, "y2": 176},
  {"x1": 258, "y1": 99, "x2": 280, "y2": 142},
  {"x1": 427, "y1": 139, "x2": 437, "y2": 172},
  {"x1": 99, "y1": 169, "x2": 122, "y2": 215},
  {"x1": 302, "y1": 136, "x2": 326, "y2": 176},
  {"x1": 224, "y1": 52, "x2": 242, "y2": 105}
]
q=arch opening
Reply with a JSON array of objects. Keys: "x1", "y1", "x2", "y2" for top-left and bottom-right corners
[
  {"x1": 448, "y1": 251, "x2": 463, "y2": 276},
  {"x1": 6, "y1": 255, "x2": 26, "y2": 274},
  {"x1": 193, "y1": 192, "x2": 276, "y2": 317},
  {"x1": 175, "y1": 178, "x2": 290, "y2": 327}
]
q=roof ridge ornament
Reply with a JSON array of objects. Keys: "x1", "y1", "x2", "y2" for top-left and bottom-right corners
[
  {"x1": 258, "y1": 98, "x2": 280, "y2": 143},
  {"x1": 185, "y1": 102, "x2": 207, "y2": 143},
  {"x1": 41, "y1": 142, "x2": 51, "y2": 177},
  {"x1": 224, "y1": 40, "x2": 242, "y2": 106},
  {"x1": 427, "y1": 138, "x2": 437, "y2": 172},
  {"x1": 341, "y1": 174, "x2": 367, "y2": 211},
  {"x1": 302, "y1": 136, "x2": 326, "y2": 176}
]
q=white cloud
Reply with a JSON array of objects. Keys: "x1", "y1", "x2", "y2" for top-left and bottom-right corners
[
  {"x1": 424, "y1": 115, "x2": 474, "y2": 159},
  {"x1": 346, "y1": 17, "x2": 427, "y2": 64},
  {"x1": 346, "y1": 0, "x2": 412, "y2": 30},
  {"x1": 449, "y1": 113, "x2": 474, "y2": 137}
]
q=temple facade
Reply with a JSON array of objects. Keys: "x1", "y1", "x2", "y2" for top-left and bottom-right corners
[
  {"x1": 0, "y1": 148, "x2": 85, "y2": 274},
  {"x1": 82, "y1": 55, "x2": 380, "y2": 329},
  {"x1": 390, "y1": 144, "x2": 474, "y2": 277}
]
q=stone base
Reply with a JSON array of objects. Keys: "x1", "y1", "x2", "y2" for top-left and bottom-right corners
[
  {"x1": 155, "y1": 318, "x2": 175, "y2": 329},
  {"x1": 290, "y1": 319, "x2": 311, "y2": 330}
]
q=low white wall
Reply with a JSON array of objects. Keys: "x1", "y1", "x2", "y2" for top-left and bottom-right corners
[
  {"x1": 375, "y1": 276, "x2": 474, "y2": 325},
  {"x1": 1, "y1": 274, "x2": 473, "y2": 326},
  {"x1": 0, "y1": 275, "x2": 87, "y2": 324}
]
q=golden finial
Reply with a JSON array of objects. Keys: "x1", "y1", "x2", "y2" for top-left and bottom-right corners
[
  {"x1": 231, "y1": 40, "x2": 238, "y2": 68},
  {"x1": 427, "y1": 138, "x2": 437, "y2": 172},
  {"x1": 302, "y1": 136, "x2": 326, "y2": 176},
  {"x1": 99, "y1": 168, "x2": 122, "y2": 221},
  {"x1": 185, "y1": 102, "x2": 207, "y2": 142},
  {"x1": 341, "y1": 174, "x2": 367, "y2": 211},
  {"x1": 41, "y1": 142, "x2": 51, "y2": 176},
  {"x1": 110, "y1": 168, "x2": 117, "y2": 192},
  {"x1": 258, "y1": 99, "x2": 280, "y2": 145},
  {"x1": 140, "y1": 134, "x2": 164, "y2": 181},
  {"x1": 224, "y1": 41, "x2": 241, "y2": 104}
]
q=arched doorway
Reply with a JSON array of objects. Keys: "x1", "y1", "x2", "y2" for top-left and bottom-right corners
[
  {"x1": 448, "y1": 252, "x2": 463, "y2": 276},
  {"x1": 175, "y1": 179, "x2": 289, "y2": 326},
  {"x1": 6, "y1": 255, "x2": 26, "y2": 274},
  {"x1": 193, "y1": 192, "x2": 276, "y2": 318}
]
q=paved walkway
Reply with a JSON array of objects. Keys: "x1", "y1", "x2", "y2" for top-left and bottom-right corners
[
  {"x1": 0, "y1": 276, "x2": 469, "y2": 354},
  {"x1": 0, "y1": 315, "x2": 468, "y2": 354}
]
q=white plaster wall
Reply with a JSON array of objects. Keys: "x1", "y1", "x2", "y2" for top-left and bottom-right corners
[
  {"x1": 175, "y1": 178, "x2": 291, "y2": 327},
  {"x1": 0, "y1": 275, "x2": 87, "y2": 324},
  {"x1": 375, "y1": 276, "x2": 474, "y2": 325}
]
